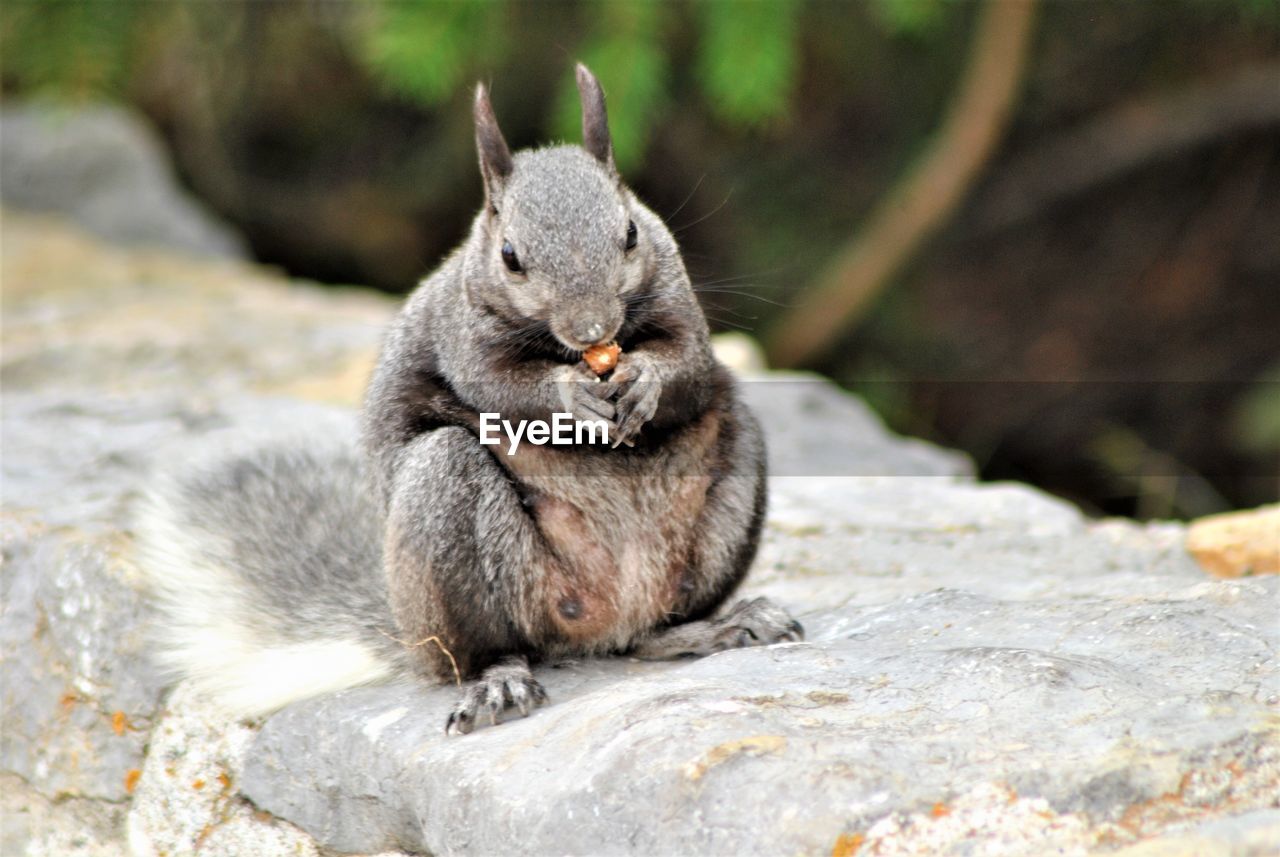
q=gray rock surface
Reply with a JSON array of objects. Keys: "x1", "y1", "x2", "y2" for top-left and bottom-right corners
[
  {"x1": 0, "y1": 773, "x2": 128, "y2": 857},
  {"x1": 0, "y1": 212, "x2": 392, "y2": 851},
  {"x1": 0, "y1": 392, "x2": 371, "y2": 805},
  {"x1": 1109, "y1": 809, "x2": 1280, "y2": 856},
  {"x1": 3, "y1": 214, "x2": 1276, "y2": 855},
  {"x1": 124, "y1": 684, "x2": 324, "y2": 857},
  {"x1": 237, "y1": 493, "x2": 1279, "y2": 856},
  {"x1": 739, "y1": 374, "x2": 974, "y2": 477},
  {"x1": 0, "y1": 506, "x2": 164, "y2": 801},
  {"x1": 0, "y1": 104, "x2": 246, "y2": 259}
]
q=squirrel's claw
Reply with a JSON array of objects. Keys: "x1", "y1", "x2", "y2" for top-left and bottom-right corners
[
  {"x1": 558, "y1": 365, "x2": 621, "y2": 437},
  {"x1": 574, "y1": 393, "x2": 616, "y2": 424},
  {"x1": 715, "y1": 597, "x2": 806, "y2": 649},
  {"x1": 444, "y1": 656, "x2": 548, "y2": 736},
  {"x1": 613, "y1": 382, "x2": 660, "y2": 446},
  {"x1": 608, "y1": 352, "x2": 661, "y2": 447},
  {"x1": 627, "y1": 597, "x2": 805, "y2": 660}
]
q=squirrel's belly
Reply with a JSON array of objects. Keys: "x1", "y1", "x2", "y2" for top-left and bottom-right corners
[
  {"x1": 528, "y1": 473, "x2": 713, "y2": 651},
  {"x1": 506, "y1": 413, "x2": 722, "y2": 651}
]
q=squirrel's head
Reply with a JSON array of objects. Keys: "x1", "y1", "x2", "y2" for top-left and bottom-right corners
[{"x1": 467, "y1": 64, "x2": 663, "y2": 353}]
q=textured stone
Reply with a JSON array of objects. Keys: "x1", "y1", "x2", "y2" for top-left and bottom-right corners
[
  {"x1": 1187, "y1": 504, "x2": 1280, "y2": 578},
  {"x1": 0, "y1": 774, "x2": 127, "y2": 857},
  {"x1": 239, "y1": 556, "x2": 1279, "y2": 856},
  {"x1": 0, "y1": 211, "x2": 392, "y2": 815},
  {"x1": 124, "y1": 685, "x2": 323, "y2": 857},
  {"x1": 0, "y1": 104, "x2": 246, "y2": 259},
  {"x1": 0, "y1": 773, "x2": 129, "y2": 857},
  {"x1": 1108, "y1": 809, "x2": 1280, "y2": 857},
  {"x1": 0, "y1": 394, "x2": 179, "y2": 802},
  {"x1": 738, "y1": 373, "x2": 975, "y2": 478},
  {"x1": 0, "y1": 509, "x2": 163, "y2": 801},
  {"x1": 0, "y1": 393, "x2": 370, "y2": 807},
  {"x1": 753, "y1": 477, "x2": 1202, "y2": 609},
  {"x1": 0, "y1": 210, "x2": 390, "y2": 405},
  {"x1": 850, "y1": 782, "x2": 1094, "y2": 856}
]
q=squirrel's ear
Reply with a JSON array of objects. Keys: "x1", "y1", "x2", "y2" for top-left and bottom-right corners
[
  {"x1": 576, "y1": 63, "x2": 615, "y2": 173},
  {"x1": 474, "y1": 82, "x2": 514, "y2": 210}
]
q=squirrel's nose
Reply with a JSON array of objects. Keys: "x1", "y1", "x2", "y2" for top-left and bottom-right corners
[{"x1": 573, "y1": 320, "x2": 607, "y2": 345}]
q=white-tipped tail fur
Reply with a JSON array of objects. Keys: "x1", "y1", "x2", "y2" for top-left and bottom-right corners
[
  {"x1": 133, "y1": 420, "x2": 400, "y2": 718},
  {"x1": 135, "y1": 487, "x2": 394, "y2": 717}
]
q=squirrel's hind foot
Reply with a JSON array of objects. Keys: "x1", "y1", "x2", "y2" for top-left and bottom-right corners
[
  {"x1": 445, "y1": 655, "x2": 548, "y2": 736},
  {"x1": 630, "y1": 597, "x2": 804, "y2": 660}
]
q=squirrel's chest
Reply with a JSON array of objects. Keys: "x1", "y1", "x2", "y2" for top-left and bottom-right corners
[{"x1": 503, "y1": 413, "x2": 722, "y2": 651}]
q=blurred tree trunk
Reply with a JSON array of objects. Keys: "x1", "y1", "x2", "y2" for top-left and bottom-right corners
[{"x1": 766, "y1": 0, "x2": 1039, "y2": 368}]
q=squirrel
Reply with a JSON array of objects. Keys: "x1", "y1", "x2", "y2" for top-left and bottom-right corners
[{"x1": 135, "y1": 64, "x2": 802, "y2": 735}]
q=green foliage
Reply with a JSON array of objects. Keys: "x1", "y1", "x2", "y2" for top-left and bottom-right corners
[
  {"x1": 870, "y1": 0, "x2": 950, "y2": 38},
  {"x1": 1233, "y1": 369, "x2": 1280, "y2": 456},
  {"x1": 548, "y1": 0, "x2": 806, "y2": 167},
  {"x1": 358, "y1": 1, "x2": 507, "y2": 106},
  {"x1": 1243, "y1": 0, "x2": 1280, "y2": 16},
  {"x1": 1190, "y1": 0, "x2": 1280, "y2": 23},
  {"x1": 353, "y1": 0, "x2": 807, "y2": 168},
  {"x1": 0, "y1": 0, "x2": 149, "y2": 98},
  {"x1": 551, "y1": 2, "x2": 668, "y2": 171},
  {"x1": 694, "y1": 0, "x2": 800, "y2": 128},
  {"x1": 1, "y1": 0, "x2": 809, "y2": 169}
]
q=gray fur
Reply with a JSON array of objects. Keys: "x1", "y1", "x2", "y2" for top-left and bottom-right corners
[
  {"x1": 135, "y1": 421, "x2": 410, "y2": 716},
  {"x1": 137, "y1": 65, "x2": 800, "y2": 730},
  {"x1": 172, "y1": 441, "x2": 393, "y2": 654}
]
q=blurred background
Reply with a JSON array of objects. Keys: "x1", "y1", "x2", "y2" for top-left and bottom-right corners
[{"x1": 2, "y1": 0, "x2": 1277, "y2": 520}]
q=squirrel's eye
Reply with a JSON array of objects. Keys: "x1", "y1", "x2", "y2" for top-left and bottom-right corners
[
  {"x1": 625, "y1": 220, "x2": 637, "y2": 252},
  {"x1": 501, "y1": 240, "x2": 523, "y2": 274}
]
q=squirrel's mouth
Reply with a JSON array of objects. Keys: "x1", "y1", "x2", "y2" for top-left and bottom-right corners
[{"x1": 552, "y1": 321, "x2": 623, "y2": 355}]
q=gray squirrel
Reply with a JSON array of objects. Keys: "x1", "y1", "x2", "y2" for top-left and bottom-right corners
[{"x1": 136, "y1": 64, "x2": 802, "y2": 735}]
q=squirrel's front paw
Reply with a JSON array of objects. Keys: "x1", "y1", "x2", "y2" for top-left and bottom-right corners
[
  {"x1": 445, "y1": 656, "x2": 548, "y2": 736},
  {"x1": 609, "y1": 354, "x2": 662, "y2": 446},
  {"x1": 555, "y1": 365, "x2": 618, "y2": 433}
]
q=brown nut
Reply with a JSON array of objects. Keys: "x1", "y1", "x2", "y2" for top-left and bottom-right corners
[{"x1": 583, "y1": 341, "x2": 621, "y2": 375}]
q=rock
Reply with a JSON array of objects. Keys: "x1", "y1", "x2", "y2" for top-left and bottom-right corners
[
  {"x1": 4, "y1": 213, "x2": 1277, "y2": 855},
  {"x1": 0, "y1": 104, "x2": 247, "y2": 259},
  {"x1": 0, "y1": 207, "x2": 393, "y2": 803},
  {"x1": 753, "y1": 477, "x2": 1201, "y2": 608},
  {"x1": 849, "y1": 782, "x2": 1095, "y2": 856},
  {"x1": 0, "y1": 210, "x2": 389, "y2": 404},
  {"x1": 1187, "y1": 504, "x2": 1280, "y2": 578},
  {"x1": 239, "y1": 553, "x2": 1279, "y2": 856},
  {"x1": 0, "y1": 506, "x2": 165, "y2": 801},
  {"x1": 0, "y1": 391, "x2": 391, "y2": 806},
  {"x1": 124, "y1": 685, "x2": 323, "y2": 857},
  {"x1": 0, "y1": 773, "x2": 129, "y2": 857},
  {"x1": 1108, "y1": 809, "x2": 1280, "y2": 857},
  {"x1": 739, "y1": 372, "x2": 974, "y2": 478},
  {"x1": 0, "y1": 212, "x2": 393, "y2": 851},
  {"x1": 0, "y1": 391, "x2": 376, "y2": 806}
]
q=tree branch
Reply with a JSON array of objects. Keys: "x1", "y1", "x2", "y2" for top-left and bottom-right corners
[{"x1": 765, "y1": 0, "x2": 1040, "y2": 368}]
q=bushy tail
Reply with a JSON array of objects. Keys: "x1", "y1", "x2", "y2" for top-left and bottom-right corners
[{"x1": 133, "y1": 419, "x2": 407, "y2": 717}]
